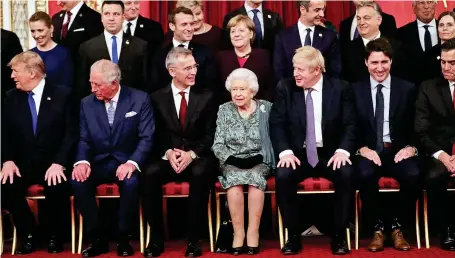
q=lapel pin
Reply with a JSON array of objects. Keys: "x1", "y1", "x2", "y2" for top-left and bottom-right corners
[
  {"x1": 47, "y1": 97, "x2": 51, "y2": 100},
  {"x1": 319, "y1": 33, "x2": 322, "y2": 37},
  {"x1": 437, "y1": 56, "x2": 440, "y2": 60},
  {"x1": 268, "y1": 14, "x2": 271, "y2": 19},
  {"x1": 140, "y1": 24, "x2": 144, "y2": 28},
  {"x1": 126, "y1": 40, "x2": 130, "y2": 45},
  {"x1": 60, "y1": 13, "x2": 63, "y2": 17},
  {"x1": 79, "y1": 13, "x2": 83, "y2": 17}
]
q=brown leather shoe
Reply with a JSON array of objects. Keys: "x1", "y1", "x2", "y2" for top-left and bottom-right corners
[
  {"x1": 367, "y1": 230, "x2": 385, "y2": 252},
  {"x1": 391, "y1": 229, "x2": 411, "y2": 251}
]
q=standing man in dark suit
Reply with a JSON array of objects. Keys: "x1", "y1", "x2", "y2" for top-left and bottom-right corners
[
  {"x1": 143, "y1": 47, "x2": 217, "y2": 258},
  {"x1": 415, "y1": 39, "x2": 455, "y2": 252},
  {"x1": 52, "y1": 0, "x2": 103, "y2": 71},
  {"x1": 397, "y1": 0, "x2": 439, "y2": 85},
  {"x1": 274, "y1": 0, "x2": 341, "y2": 82},
  {"x1": 71, "y1": 59, "x2": 154, "y2": 257},
  {"x1": 122, "y1": 0, "x2": 164, "y2": 59},
  {"x1": 339, "y1": 0, "x2": 397, "y2": 52},
  {"x1": 1, "y1": 29, "x2": 23, "y2": 98},
  {"x1": 150, "y1": 7, "x2": 217, "y2": 93},
  {"x1": 1, "y1": 51, "x2": 77, "y2": 254},
  {"x1": 270, "y1": 46, "x2": 356, "y2": 255},
  {"x1": 78, "y1": 0, "x2": 148, "y2": 98},
  {"x1": 222, "y1": 0, "x2": 284, "y2": 54},
  {"x1": 353, "y1": 38, "x2": 420, "y2": 252},
  {"x1": 341, "y1": 1, "x2": 408, "y2": 83}
]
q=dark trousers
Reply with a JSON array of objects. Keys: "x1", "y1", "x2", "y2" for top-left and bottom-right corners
[
  {"x1": 425, "y1": 158, "x2": 455, "y2": 232},
  {"x1": 356, "y1": 148, "x2": 421, "y2": 232},
  {"x1": 142, "y1": 157, "x2": 216, "y2": 243},
  {"x1": 1, "y1": 168, "x2": 69, "y2": 239},
  {"x1": 71, "y1": 159, "x2": 139, "y2": 235},
  {"x1": 275, "y1": 150, "x2": 355, "y2": 234}
]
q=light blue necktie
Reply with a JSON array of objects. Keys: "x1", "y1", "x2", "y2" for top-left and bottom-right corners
[
  {"x1": 111, "y1": 36, "x2": 118, "y2": 64},
  {"x1": 28, "y1": 92, "x2": 37, "y2": 135},
  {"x1": 107, "y1": 100, "x2": 115, "y2": 126},
  {"x1": 305, "y1": 88, "x2": 319, "y2": 167}
]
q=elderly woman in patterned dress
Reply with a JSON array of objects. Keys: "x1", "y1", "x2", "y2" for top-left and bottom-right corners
[{"x1": 212, "y1": 68, "x2": 275, "y2": 255}]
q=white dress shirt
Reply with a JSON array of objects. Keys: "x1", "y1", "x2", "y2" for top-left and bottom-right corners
[
  {"x1": 123, "y1": 17, "x2": 138, "y2": 36},
  {"x1": 350, "y1": 11, "x2": 358, "y2": 40},
  {"x1": 30, "y1": 78, "x2": 46, "y2": 115},
  {"x1": 278, "y1": 76, "x2": 350, "y2": 159},
  {"x1": 74, "y1": 86, "x2": 141, "y2": 172},
  {"x1": 433, "y1": 82, "x2": 455, "y2": 159},
  {"x1": 361, "y1": 31, "x2": 381, "y2": 46},
  {"x1": 63, "y1": 0, "x2": 84, "y2": 29},
  {"x1": 370, "y1": 75, "x2": 391, "y2": 143},
  {"x1": 104, "y1": 30, "x2": 123, "y2": 62},
  {"x1": 172, "y1": 38, "x2": 190, "y2": 49},
  {"x1": 297, "y1": 20, "x2": 315, "y2": 46},
  {"x1": 417, "y1": 19, "x2": 438, "y2": 51},
  {"x1": 244, "y1": 1, "x2": 264, "y2": 37}
]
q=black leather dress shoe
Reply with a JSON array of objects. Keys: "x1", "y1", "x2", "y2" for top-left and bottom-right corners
[
  {"x1": 143, "y1": 243, "x2": 164, "y2": 257},
  {"x1": 281, "y1": 235, "x2": 302, "y2": 255},
  {"x1": 441, "y1": 227, "x2": 455, "y2": 251},
  {"x1": 117, "y1": 242, "x2": 134, "y2": 256},
  {"x1": 230, "y1": 246, "x2": 244, "y2": 255},
  {"x1": 82, "y1": 240, "x2": 109, "y2": 257},
  {"x1": 48, "y1": 236, "x2": 64, "y2": 253},
  {"x1": 331, "y1": 233, "x2": 350, "y2": 255},
  {"x1": 185, "y1": 241, "x2": 202, "y2": 257},
  {"x1": 246, "y1": 246, "x2": 260, "y2": 255},
  {"x1": 15, "y1": 234, "x2": 35, "y2": 255}
]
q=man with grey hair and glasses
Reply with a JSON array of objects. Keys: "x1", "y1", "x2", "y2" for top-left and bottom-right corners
[{"x1": 71, "y1": 59, "x2": 154, "y2": 257}]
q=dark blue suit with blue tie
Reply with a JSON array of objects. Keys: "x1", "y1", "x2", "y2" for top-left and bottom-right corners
[{"x1": 71, "y1": 86, "x2": 154, "y2": 235}]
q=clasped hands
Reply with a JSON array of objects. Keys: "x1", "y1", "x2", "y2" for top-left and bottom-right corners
[
  {"x1": 277, "y1": 152, "x2": 351, "y2": 171},
  {"x1": 166, "y1": 149, "x2": 194, "y2": 174},
  {"x1": 72, "y1": 162, "x2": 136, "y2": 182},
  {"x1": 0, "y1": 161, "x2": 66, "y2": 186},
  {"x1": 438, "y1": 152, "x2": 455, "y2": 176}
]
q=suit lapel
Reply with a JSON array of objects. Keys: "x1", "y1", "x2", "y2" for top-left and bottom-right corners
[
  {"x1": 94, "y1": 98, "x2": 111, "y2": 135},
  {"x1": 262, "y1": 9, "x2": 272, "y2": 43},
  {"x1": 389, "y1": 78, "x2": 401, "y2": 120},
  {"x1": 68, "y1": 4, "x2": 86, "y2": 32},
  {"x1": 439, "y1": 79, "x2": 455, "y2": 116},
  {"x1": 322, "y1": 76, "x2": 334, "y2": 132},
  {"x1": 135, "y1": 16, "x2": 146, "y2": 38},
  {"x1": 184, "y1": 89, "x2": 200, "y2": 129},
  {"x1": 35, "y1": 84, "x2": 53, "y2": 138},
  {"x1": 95, "y1": 35, "x2": 111, "y2": 60},
  {"x1": 362, "y1": 81, "x2": 375, "y2": 131},
  {"x1": 313, "y1": 26, "x2": 323, "y2": 49},
  {"x1": 112, "y1": 87, "x2": 131, "y2": 130},
  {"x1": 19, "y1": 92, "x2": 35, "y2": 141},
  {"x1": 165, "y1": 86, "x2": 181, "y2": 131},
  {"x1": 239, "y1": 6, "x2": 247, "y2": 15},
  {"x1": 292, "y1": 25, "x2": 303, "y2": 49},
  {"x1": 411, "y1": 21, "x2": 424, "y2": 53},
  {"x1": 54, "y1": 12, "x2": 64, "y2": 39},
  {"x1": 292, "y1": 87, "x2": 306, "y2": 132},
  {"x1": 118, "y1": 35, "x2": 131, "y2": 64}
]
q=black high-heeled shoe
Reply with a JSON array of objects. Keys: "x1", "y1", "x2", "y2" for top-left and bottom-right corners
[
  {"x1": 246, "y1": 246, "x2": 260, "y2": 255},
  {"x1": 230, "y1": 246, "x2": 244, "y2": 256}
]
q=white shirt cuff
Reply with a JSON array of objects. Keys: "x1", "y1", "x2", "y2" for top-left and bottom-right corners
[
  {"x1": 433, "y1": 150, "x2": 444, "y2": 160},
  {"x1": 279, "y1": 150, "x2": 294, "y2": 159},
  {"x1": 162, "y1": 149, "x2": 172, "y2": 160},
  {"x1": 335, "y1": 149, "x2": 350, "y2": 157},
  {"x1": 127, "y1": 160, "x2": 141, "y2": 172},
  {"x1": 74, "y1": 160, "x2": 90, "y2": 167}
]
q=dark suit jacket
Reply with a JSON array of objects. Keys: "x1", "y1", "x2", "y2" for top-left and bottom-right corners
[
  {"x1": 150, "y1": 42, "x2": 218, "y2": 93},
  {"x1": 397, "y1": 20, "x2": 441, "y2": 85},
  {"x1": 216, "y1": 48, "x2": 275, "y2": 102},
  {"x1": 1, "y1": 83, "x2": 78, "y2": 173},
  {"x1": 339, "y1": 12, "x2": 397, "y2": 51},
  {"x1": 353, "y1": 77, "x2": 417, "y2": 152},
  {"x1": 269, "y1": 76, "x2": 357, "y2": 158},
  {"x1": 150, "y1": 84, "x2": 216, "y2": 160},
  {"x1": 273, "y1": 24, "x2": 341, "y2": 82},
  {"x1": 222, "y1": 6, "x2": 284, "y2": 53},
  {"x1": 132, "y1": 15, "x2": 164, "y2": 59},
  {"x1": 78, "y1": 33, "x2": 148, "y2": 98},
  {"x1": 415, "y1": 77, "x2": 455, "y2": 155},
  {"x1": 1, "y1": 29, "x2": 23, "y2": 98},
  {"x1": 52, "y1": 3, "x2": 103, "y2": 66},
  {"x1": 77, "y1": 86, "x2": 154, "y2": 169},
  {"x1": 341, "y1": 36, "x2": 409, "y2": 83}
]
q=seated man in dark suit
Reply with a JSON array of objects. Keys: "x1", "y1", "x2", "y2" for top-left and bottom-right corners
[
  {"x1": 270, "y1": 46, "x2": 356, "y2": 255},
  {"x1": 143, "y1": 47, "x2": 217, "y2": 258},
  {"x1": 341, "y1": 1, "x2": 409, "y2": 83},
  {"x1": 150, "y1": 7, "x2": 217, "y2": 93},
  {"x1": 353, "y1": 38, "x2": 420, "y2": 252},
  {"x1": 415, "y1": 39, "x2": 455, "y2": 252},
  {"x1": 78, "y1": 0, "x2": 148, "y2": 98},
  {"x1": 71, "y1": 60, "x2": 154, "y2": 257},
  {"x1": 1, "y1": 51, "x2": 78, "y2": 254},
  {"x1": 274, "y1": 0, "x2": 341, "y2": 82}
]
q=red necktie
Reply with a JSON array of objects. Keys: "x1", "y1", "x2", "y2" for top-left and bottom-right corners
[
  {"x1": 179, "y1": 91, "x2": 187, "y2": 128},
  {"x1": 61, "y1": 11, "x2": 72, "y2": 39}
]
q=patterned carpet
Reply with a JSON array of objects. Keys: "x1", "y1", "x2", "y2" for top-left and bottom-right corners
[{"x1": 2, "y1": 238, "x2": 454, "y2": 258}]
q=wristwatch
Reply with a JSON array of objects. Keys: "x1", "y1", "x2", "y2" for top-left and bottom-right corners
[{"x1": 189, "y1": 151, "x2": 198, "y2": 160}]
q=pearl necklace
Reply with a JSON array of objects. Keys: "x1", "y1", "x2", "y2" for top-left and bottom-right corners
[{"x1": 194, "y1": 23, "x2": 206, "y2": 35}]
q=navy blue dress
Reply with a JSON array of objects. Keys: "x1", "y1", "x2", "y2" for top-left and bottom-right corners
[{"x1": 31, "y1": 44, "x2": 73, "y2": 88}]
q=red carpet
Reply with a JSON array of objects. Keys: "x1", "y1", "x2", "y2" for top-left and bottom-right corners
[{"x1": 1, "y1": 238, "x2": 454, "y2": 258}]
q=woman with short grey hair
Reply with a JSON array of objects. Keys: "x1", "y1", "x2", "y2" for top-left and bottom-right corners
[{"x1": 212, "y1": 68, "x2": 275, "y2": 255}]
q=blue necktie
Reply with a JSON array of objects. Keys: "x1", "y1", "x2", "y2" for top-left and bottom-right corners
[
  {"x1": 353, "y1": 27, "x2": 360, "y2": 40},
  {"x1": 305, "y1": 88, "x2": 319, "y2": 167},
  {"x1": 304, "y1": 28, "x2": 312, "y2": 46},
  {"x1": 28, "y1": 92, "x2": 37, "y2": 135},
  {"x1": 107, "y1": 100, "x2": 115, "y2": 126},
  {"x1": 111, "y1": 35, "x2": 118, "y2": 64},
  {"x1": 251, "y1": 9, "x2": 262, "y2": 48}
]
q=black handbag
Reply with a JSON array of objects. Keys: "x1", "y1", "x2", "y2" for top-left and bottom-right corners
[{"x1": 215, "y1": 199, "x2": 233, "y2": 253}]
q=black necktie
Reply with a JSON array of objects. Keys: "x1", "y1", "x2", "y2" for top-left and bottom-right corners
[
  {"x1": 423, "y1": 25, "x2": 432, "y2": 51},
  {"x1": 125, "y1": 22, "x2": 132, "y2": 36},
  {"x1": 375, "y1": 84, "x2": 384, "y2": 152},
  {"x1": 304, "y1": 28, "x2": 312, "y2": 46}
]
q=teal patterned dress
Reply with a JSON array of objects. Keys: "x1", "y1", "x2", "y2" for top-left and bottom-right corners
[{"x1": 212, "y1": 100, "x2": 273, "y2": 191}]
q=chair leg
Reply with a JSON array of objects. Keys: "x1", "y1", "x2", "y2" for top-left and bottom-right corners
[
  {"x1": 208, "y1": 193, "x2": 214, "y2": 252},
  {"x1": 70, "y1": 196, "x2": 75, "y2": 254},
  {"x1": 415, "y1": 199, "x2": 421, "y2": 249},
  {"x1": 146, "y1": 224, "x2": 150, "y2": 247},
  {"x1": 215, "y1": 194, "x2": 221, "y2": 241},
  {"x1": 78, "y1": 213, "x2": 83, "y2": 254},
  {"x1": 423, "y1": 191, "x2": 430, "y2": 249},
  {"x1": 11, "y1": 218, "x2": 16, "y2": 255},
  {"x1": 270, "y1": 192, "x2": 277, "y2": 238},
  {"x1": 346, "y1": 228, "x2": 351, "y2": 251},
  {"x1": 162, "y1": 197, "x2": 169, "y2": 241},
  {"x1": 278, "y1": 207, "x2": 284, "y2": 249},
  {"x1": 0, "y1": 211, "x2": 3, "y2": 255},
  {"x1": 355, "y1": 191, "x2": 359, "y2": 250},
  {"x1": 139, "y1": 200, "x2": 144, "y2": 254}
]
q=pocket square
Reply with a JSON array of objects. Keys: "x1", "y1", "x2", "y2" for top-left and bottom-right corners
[
  {"x1": 125, "y1": 111, "x2": 137, "y2": 118},
  {"x1": 73, "y1": 28, "x2": 85, "y2": 32}
]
